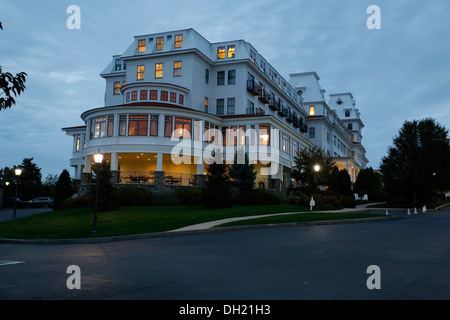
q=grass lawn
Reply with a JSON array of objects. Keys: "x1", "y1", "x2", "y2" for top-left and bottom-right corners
[
  {"x1": 0, "y1": 204, "x2": 310, "y2": 240},
  {"x1": 215, "y1": 212, "x2": 386, "y2": 228}
]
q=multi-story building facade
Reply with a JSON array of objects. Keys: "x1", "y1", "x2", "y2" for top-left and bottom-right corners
[{"x1": 62, "y1": 28, "x2": 368, "y2": 190}]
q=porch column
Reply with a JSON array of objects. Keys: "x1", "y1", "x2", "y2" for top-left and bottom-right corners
[
  {"x1": 158, "y1": 114, "x2": 165, "y2": 137},
  {"x1": 110, "y1": 152, "x2": 119, "y2": 183},
  {"x1": 156, "y1": 152, "x2": 163, "y2": 171}
]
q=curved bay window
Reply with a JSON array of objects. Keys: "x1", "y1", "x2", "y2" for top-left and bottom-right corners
[
  {"x1": 174, "y1": 117, "x2": 192, "y2": 139},
  {"x1": 259, "y1": 125, "x2": 270, "y2": 146},
  {"x1": 90, "y1": 116, "x2": 110, "y2": 139}
]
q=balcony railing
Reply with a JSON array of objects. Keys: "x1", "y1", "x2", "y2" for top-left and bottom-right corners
[
  {"x1": 119, "y1": 171, "x2": 155, "y2": 184},
  {"x1": 258, "y1": 89, "x2": 270, "y2": 103},
  {"x1": 300, "y1": 122, "x2": 308, "y2": 133},
  {"x1": 268, "y1": 98, "x2": 277, "y2": 111},
  {"x1": 278, "y1": 104, "x2": 288, "y2": 117},
  {"x1": 293, "y1": 114, "x2": 300, "y2": 127},
  {"x1": 247, "y1": 80, "x2": 260, "y2": 96}
]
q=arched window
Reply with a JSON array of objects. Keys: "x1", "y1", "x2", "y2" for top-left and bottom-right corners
[
  {"x1": 345, "y1": 110, "x2": 350, "y2": 117},
  {"x1": 348, "y1": 123, "x2": 353, "y2": 130}
]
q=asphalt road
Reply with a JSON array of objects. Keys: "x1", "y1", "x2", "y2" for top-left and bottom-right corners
[{"x1": 0, "y1": 206, "x2": 449, "y2": 300}]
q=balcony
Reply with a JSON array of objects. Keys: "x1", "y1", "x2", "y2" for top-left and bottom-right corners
[
  {"x1": 293, "y1": 114, "x2": 300, "y2": 127},
  {"x1": 278, "y1": 105, "x2": 288, "y2": 117},
  {"x1": 300, "y1": 122, "x2": 308, "y2": 133},
  {"x1": 268, "y1": 98, "x2": 277, "y2": 111},
  {"x1": 258, "y1": 89, "x2": 270, "y2": 103},
  {"x1": 247, "y1": 80, "x2": 260, "y2": 96},
  {"x1": 286, "y1": 111, "x2": 294, "y2": 123}
]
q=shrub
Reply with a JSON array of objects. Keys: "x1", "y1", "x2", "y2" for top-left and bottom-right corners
[
  {"x1": 171, "y1": 187, "x2": 202, "y2": 205},
  {"x1": 115, "y1": 186, "x2": 153, "y2": 207},
  {"x1": 316, "y1": 195, "x2": 342, "y2": 210},
  {"x1": 64, "y1": 193, "x2": 91, "y2": 209},
  {"x1": 288, "y1": 190, "x2": 309, "y2": 206},
  {"x1": 340, "y1": 196, "x2": 356, "y2": 208}
]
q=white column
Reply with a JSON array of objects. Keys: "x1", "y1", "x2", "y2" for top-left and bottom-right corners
[
  {"x1": 110, "y1": 152, "x2": 118, "y2": 171},
  {"x1": 156, "y1": 152, "x2": 163, "y2": 171},
  {"x1": 84, "y1": 155, "x2": 91, "y2": 173},
  {"x1": 158, "y1": 114, "x2": 165, "y2": 137}
]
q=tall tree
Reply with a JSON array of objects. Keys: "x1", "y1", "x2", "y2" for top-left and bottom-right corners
[
  {"x1": 291, "y1": 146, "x2": 335, "y2": 193},
  {"x1": 380, "y1": 118, "x2": 450, "y2": 205},
  {"x1": 0, "y1": 22, "x2": 27, "y2": 110},
  {"x1": 202, "y1": 150, "x2": 232, "y2": 208},
  {"x1": 54, "y1": 170, "x2": 74, "y2": 210},
  {"x1": 229, "y1": 151, "x2": 257, "y2": 191}
]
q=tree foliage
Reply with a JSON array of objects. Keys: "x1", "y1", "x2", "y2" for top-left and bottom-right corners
[
  {"x1": 228, "y1": 150, "x2": 257, "y2": 192},
  {"x1": 380, "y1": 118, "x2": 450, "y2": 205},
  {"x1": 54, "y1": 169, "x2": 74, "y2": 210},
  {"x1": 202, "y1": 150, "x2": 232, "y2": 208},
  {"x1": 291, "y1": 146, "x2": 335, "y2": 193},
  {"x1": 0, "y1": 22, "x2": 28, "y2": 110}
]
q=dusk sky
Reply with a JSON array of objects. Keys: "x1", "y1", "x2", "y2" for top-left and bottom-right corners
[{"x1": 1, "y1": 0, "x2": 449, "y2": 179}]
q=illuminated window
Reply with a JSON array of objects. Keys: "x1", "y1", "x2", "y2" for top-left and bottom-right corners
[
  {"x1": 150, "y1": 115, "x2": 158, "y2": 136},
  {"x1": 155, "y1": 63, "x2": 163, "y2": 78},
  {"x1": 137, "y1": 65, "x2": 145, "y2": 80},
  {"x1": 113, "y1": 82, "x2": 121, "y2": 95},
  {"x1": 239, "y1": 126, "x2": 246, "y2": 145},
  {"x1": 170, "y1": 92, "x2": 177, "y2": 103},
  {"x1": 217, "y1": 46, "x2": 225, "y2": 59},
  {"x1": 156, "y1": 37, "x2": 164, "y2": 51},
  {"x1": 107, "y1": 116, "x2": 114, "y2": 137},
  {"x1": 161, "y1": 91, "x2": 168, "y2": 101},
  {"x1": 174, "y1": 34, "x2": 183, "y2": 48},
  {"x1": 174, "y1": 117, "x2": 192, "y2": 139},
  {"x1": 173, "y1": 61, "x2": 182, "y2": 77},
  {"x1": 131, "y1": 90, "x2": 137, "y2": 101},
  {"x1": 150, "y1": 90, "x2": 157, "y2": 100},
  {"x1": 259, "y1": 126, "x2": 270, "y2": 146},
  {"x1": 309, "y1": 105, "x2": 315, "y2": 116},
  {"x1": 75, "y1": 135, "x2": 80, "y2": 152},
  {"x1": 90, "y1": 117, "x2": 107, "y2": 139},
  {"x1": 205, "y1": 97, "x2": 209, "y2": 113},
  {"x1": 138, "y1": 39, "x2": 146, "y2": 53},
  {"x1": 227, "y1": 45, "x2": 235, "y2": 58},
  {"x1": 165, "y1": 116, "x2": 173, "y2": 137},
  {"x1": 140, "y1": 90, "x2": 147, "y2": 100},
  {"x1": 128, "y1": 115, "x2": 148, "y2": 136},
  {"x1": 119, "y1": 115, "x2": 127, "y2": 136}
]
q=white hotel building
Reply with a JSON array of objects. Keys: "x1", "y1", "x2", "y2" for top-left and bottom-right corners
[{"x1": 62, "y1": 28, "x2": 368, "y2": 190}]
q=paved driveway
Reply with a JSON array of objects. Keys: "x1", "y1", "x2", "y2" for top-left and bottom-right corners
[
  {"x1": 0, "y1": 205, "x2": 449, "y2": 300},
  {"x1": 0, "y1": 208, "x2": 53, "y2": 223}
]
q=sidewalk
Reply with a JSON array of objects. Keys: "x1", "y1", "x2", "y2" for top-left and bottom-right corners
[
  {"x1": 170, "y1": 206, "x2": 373, "y2": 232},
  {"x1": 0, "y1": 208, "x2": 53, "y2": 222}
]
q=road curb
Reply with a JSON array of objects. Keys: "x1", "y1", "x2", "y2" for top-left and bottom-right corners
[{"x1": 0, "y1": 216, "x2": 395, "y2": 245}]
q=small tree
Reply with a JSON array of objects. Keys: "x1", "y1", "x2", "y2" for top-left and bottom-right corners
[
  {"x1": 291, "y1": 146, "x2": 335, "y2": 193},
  {"x1": 54, "y1": 170, "x2": 74, "y2": 210},
  {"x1": 229, "y1": 150, "x2": 257, "y2": 192},
  {"x1": 89, "y1": 163, "x2": 117, "y2": 211},
  {"x1": 202, "y1": 150, "x2": 232, "y2": 208}
]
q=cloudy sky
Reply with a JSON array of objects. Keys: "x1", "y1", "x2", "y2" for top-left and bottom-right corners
[{"x1": 1, "y1": 0, "x2": 449, "y2": 178}]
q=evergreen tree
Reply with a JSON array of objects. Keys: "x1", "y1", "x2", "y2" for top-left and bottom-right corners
[
  {"x1": 89, "y1": 163, "x2": 117, "y2": 211},
  {"x1": 229, "y1": 150, "x2": 257, "y2": 191},
  {"x1": 54, "y1": 169, "x2": 73, "y2": 210},
  {"x1": 202, "y1": 150, "x2": 232, "y2": 208},
  {"x1": 380, "y1": 118, "x2": 450, "y2": 205}
]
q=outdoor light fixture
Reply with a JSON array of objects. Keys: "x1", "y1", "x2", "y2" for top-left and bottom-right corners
[
  {"x1": 94, "y1": 150, "x2": 104, "y2": 164},
  {"x1": 92, "y1": 150, "x2": 103, "y2": 234},
  {"x1": 314, "y1": 164, "x2": 320, "y2": 172},
  {"x1": 13, "y1": 167, "x2": 23, "y2": 222}
]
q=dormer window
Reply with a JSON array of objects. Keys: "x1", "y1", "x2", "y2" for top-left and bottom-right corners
[
  {"x1": 114, "y1": 59, "x2": 122, "y2": 71},
  {"x1": 174, "y1": 34, "x2": 183, "y2": 48},
  {"x1": 217, "y1": 46, "x2": 225, "y2": 59},
  {"x1": 227, "y1": 45, "x2": 235, "y2": 58},
  {"x1": 348, "y1": 123, "x2": 353, "y2": 130},
  {"x1": 309, "y1": 106, "x2": 315, "y2": 116},
  {"x1": 345, "y1": 110, "x2": 350, "y2": 117},
  {"x1": 337, "y1": 98, "x2": 343, "y2": 105},
  {"x1": 138, "y1": 40, "x2": 146, "y2": 53}
]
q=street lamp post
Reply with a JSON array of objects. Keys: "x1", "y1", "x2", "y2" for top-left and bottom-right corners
[
  {"x1": 13, "y1": 168, "x2": 23, "y2": 222},
  {"x1": 314, "y1": 164, "x2": 320, "y2": 191},
  {"x1": 91, "y1": 151, "x2": 103, "y2": 234}
]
